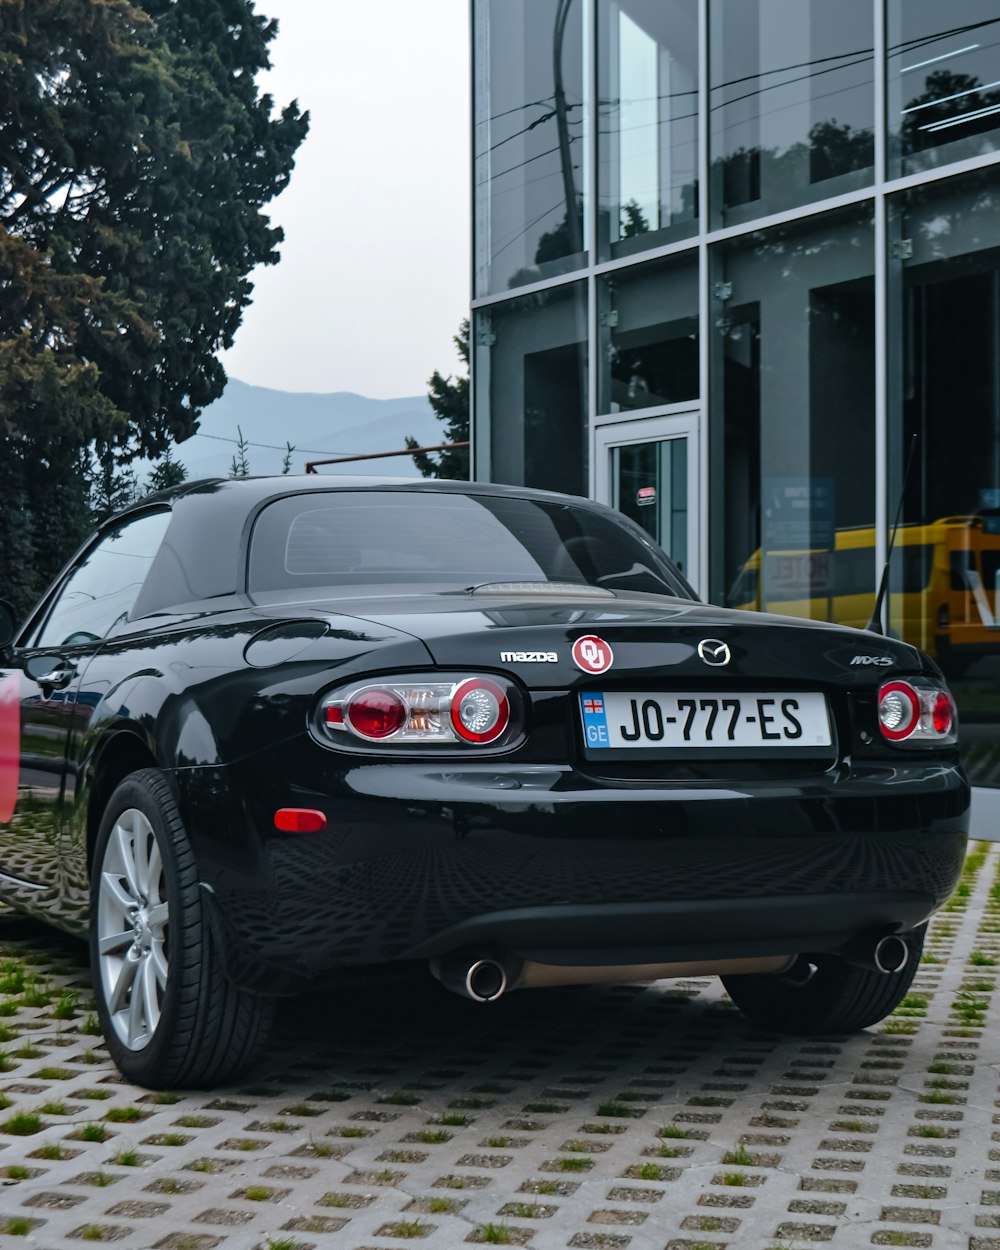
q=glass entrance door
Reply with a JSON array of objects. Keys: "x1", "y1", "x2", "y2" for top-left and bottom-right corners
[{"x1": 594, "y1": 413, "x2": 700, "y2": 587}]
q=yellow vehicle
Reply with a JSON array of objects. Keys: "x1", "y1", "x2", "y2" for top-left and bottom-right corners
[{"x1": 727, "y1": 516, "x2": 1000, "y2": 675}]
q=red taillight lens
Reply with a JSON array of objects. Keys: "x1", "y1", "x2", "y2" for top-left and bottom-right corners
[
  {"x1": 451, "y1": 678, "x2": 509, "y2": 744},
  {"x1": 347, "y1": 689, "x2": 407, "y2": 739},
  {"x1": 317, "y1": 673, "x2": 523, "y2": 751},
  {"x1": 932, "y1": 690, "x2": 954, "y2": 736},
  {"x1": 878, "y1": 681, "x2": 920, "y2": 741},
  {"x1": 876, "y1": 678, "x2": 958, "y2": 746}
]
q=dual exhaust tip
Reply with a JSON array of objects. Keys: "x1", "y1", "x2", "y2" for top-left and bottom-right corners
[
  {"x1": 432, "y1": 932, "x2": 910, "y2": 1004},
  {"x1": 842, "y1": 932, "x2": 909, "y2": 975},
  {"x1": 436, "y1": 955, "x2": 508, "y2": 1003}
]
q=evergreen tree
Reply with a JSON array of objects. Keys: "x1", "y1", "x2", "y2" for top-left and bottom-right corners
[
  {"x1": 147, "y1": 449, "x2": 188, "y2": 493},
  {"x1": 407, "y1": 321, "x2": 470, "y2": 481},
  {"x1": 90, "y1": 459, "x2": 140, "y2": 524},
  {"x1": 620, "y1": 199, "x2": 650, "y2": 239},
  {"x1": 228, "y1": 426, "x2": 251, "y2": 478},
  {"x1": 0, "y1": 443, "x2": 38, "y2": 614},
  {"x1": 0, "y1": 0, "x2": 308, "y2": 612}
]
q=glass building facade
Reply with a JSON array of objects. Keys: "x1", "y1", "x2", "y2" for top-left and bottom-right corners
[{"x1": 471, "y1": 0, "x2": 1000, "y2": 824}]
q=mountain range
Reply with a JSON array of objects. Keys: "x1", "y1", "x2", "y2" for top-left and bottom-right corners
[{"x1": 172, "y1": 378, "x2": 442, "y2": 479}]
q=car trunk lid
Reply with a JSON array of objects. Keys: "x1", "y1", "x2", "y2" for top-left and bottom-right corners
[{"x1": 306, "y1": 589, "x2": 922, "y2": 690}]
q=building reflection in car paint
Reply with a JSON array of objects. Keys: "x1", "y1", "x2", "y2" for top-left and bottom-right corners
[{"x1": 728, "y1": 517, "x2": 1000, "y2": 664}]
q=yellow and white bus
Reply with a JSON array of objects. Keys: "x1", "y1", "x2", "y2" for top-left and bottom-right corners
[{"x1": 728, "y1": 516, "x2": 1000, "y2": 675}]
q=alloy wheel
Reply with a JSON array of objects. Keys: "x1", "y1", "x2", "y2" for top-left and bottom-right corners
[{"x1": 95, "y1": 807, "x2": 169, "y2": 1050}]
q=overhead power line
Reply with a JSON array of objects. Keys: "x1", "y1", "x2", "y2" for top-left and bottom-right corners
[{"x1": 189, "y1": 430, "x2": 373, "y2": 458}]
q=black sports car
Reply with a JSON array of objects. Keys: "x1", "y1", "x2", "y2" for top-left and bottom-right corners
[{"x1": 0, "y1": 477, "x2": 969, "y2": 1087}]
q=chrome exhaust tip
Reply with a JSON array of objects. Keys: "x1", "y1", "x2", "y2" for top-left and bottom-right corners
[
  {"x1": 466, "y1": 959, "x2": 507, "y2": 1002},
  {"x1": 873, "y1": 934, "x2": 908, "y2": 974},
  {"x1": 431, "y1": 952, "x2": 510, "y2": 1002},
  {"x1": 839, "y1": 932, "x2": 910, "y2": 975}
]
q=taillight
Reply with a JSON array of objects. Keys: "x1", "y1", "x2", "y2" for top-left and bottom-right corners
[
  {"x1": 876, "y1": 678, "x2": 957, "y2": 747},
  {"x1": 316, "y1": 673, "x2": 523, "y2": 751},
  {"x1": 346, "y1": 689, "x2": 406, "y2": 739},
  {"x1": 877, "y1": 681, "x2": 920, "y2": 741},
  {"x1": 932, "y1": 690, "x2": 954, "y2": 736},
  {"x1": 450, "y1": 678, "x2": 509, "y2": 743}
]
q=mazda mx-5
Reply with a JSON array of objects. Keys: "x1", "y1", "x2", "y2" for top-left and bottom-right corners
[{"x1": 0, "y1": 477, "x2": 969, "y2": 1087}]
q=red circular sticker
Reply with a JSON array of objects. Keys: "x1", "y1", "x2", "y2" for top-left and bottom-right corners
[{"x1": 572, "y1": 635, "x2": 614, "y2": 675}]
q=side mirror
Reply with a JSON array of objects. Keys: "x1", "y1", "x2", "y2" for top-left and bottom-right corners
[{"x1": 0, "y1": 600, "x2": 16, "y2": 651}]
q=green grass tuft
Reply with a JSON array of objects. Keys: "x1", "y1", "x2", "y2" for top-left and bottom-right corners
[
  {"x1": 1, "y1": 1113, "x2": 43, "y2": 1136},
  {"x1": 477, "y1": 1224, "x2": 513, "y2": 1245}
]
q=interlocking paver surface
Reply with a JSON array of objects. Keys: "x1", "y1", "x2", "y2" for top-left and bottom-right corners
[{"x1": 0, "y1": 843, "x2": 997, "y2": 1250}]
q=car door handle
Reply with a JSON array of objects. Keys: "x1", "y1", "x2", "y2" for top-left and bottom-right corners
[{"x1": 34, "y1": 664, "x2": 75, "y2": 690}]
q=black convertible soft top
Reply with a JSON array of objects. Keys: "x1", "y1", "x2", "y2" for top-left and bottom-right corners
[{"x1": 108, "y1": 476, "x2": 696, "y2": 618}]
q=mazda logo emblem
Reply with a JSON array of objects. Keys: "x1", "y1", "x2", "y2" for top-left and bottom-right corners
[{"x1": 697, "y1": 638, "x2": 731, "y2": 666}]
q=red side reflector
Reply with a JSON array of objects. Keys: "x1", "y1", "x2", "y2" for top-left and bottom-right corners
[
  {"x1": 326, "y1": 706, "x2": 344, "y2": 725},
  {"x1": 274, "y1": 808, "x2": 327, "y2": 833}
]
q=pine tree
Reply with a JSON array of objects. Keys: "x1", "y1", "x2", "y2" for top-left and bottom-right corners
[
  {"x1": 228, "y1": 426, "x2": 251, "y2": 478},
  {"x1": 0, "y1": 0, "x2": 308, "y2": 612},
  {"x1": 407, "y1": 321, "x2": 470, "y2": 481},
  {"x1": 147, "y1": 449, "x2": 188, "y2": 494}
]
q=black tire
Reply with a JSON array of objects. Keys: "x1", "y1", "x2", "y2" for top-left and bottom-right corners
[
  {"x1": 721, "y1": 928, "x2": 925, "y2": 1035},
  {"x1": 89, "y1": 768, "x2": 273, "y2": 1088}
]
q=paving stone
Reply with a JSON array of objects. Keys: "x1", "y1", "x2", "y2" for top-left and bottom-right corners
[
  {"x1": 775, "y1": 1221, "x2": 837, "y2": 1241},
  {"x1": 67, "y1": 1224, "x2": 133, "y2": 1241},
  {"x1": 1, "y1": 843, "x2": 999, "y2": 1249}
]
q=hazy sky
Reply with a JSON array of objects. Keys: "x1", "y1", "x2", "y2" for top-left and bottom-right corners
[{"x1": 218, "y1": 0, "x2": 471, "y2": 399}]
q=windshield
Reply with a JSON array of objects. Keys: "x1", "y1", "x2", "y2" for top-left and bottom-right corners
[{"x1": 248, "y1": 490, "x2": 691, "y2": 599}]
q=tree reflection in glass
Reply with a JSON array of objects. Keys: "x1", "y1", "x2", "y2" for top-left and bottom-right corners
[
  {"x1": 709, "y1": 0, "x2": 874, "y2": 227},
  {"x1": 889, "y1": 3, "x2": 1000, "y2": 177}
]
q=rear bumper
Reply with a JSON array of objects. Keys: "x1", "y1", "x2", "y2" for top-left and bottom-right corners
[
  {"x1": 399, "y1": 891, "x2": 937, "y2": 965},
  {"x1": 174, "y1": 747, "x2": 969, "y2": 994}
]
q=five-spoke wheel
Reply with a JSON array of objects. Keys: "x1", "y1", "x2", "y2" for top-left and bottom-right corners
[
  {"x1": 89, "y1": 769, "x2": 272, "y2": 1088},
  {"x1": 95, "y1": 806, "x2": 169, "y2": 1051}
]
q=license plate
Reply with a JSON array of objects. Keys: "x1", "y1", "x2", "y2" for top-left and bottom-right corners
[{"x1": 579, "y1": 691, "x2": 831, "y2": 750}]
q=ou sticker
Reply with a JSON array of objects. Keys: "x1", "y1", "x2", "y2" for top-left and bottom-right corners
[{"x1": 572, "y1": 635, "x2": 614, "y2": 675}]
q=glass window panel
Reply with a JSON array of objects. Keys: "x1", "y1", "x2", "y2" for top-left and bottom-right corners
[
  {"x1": 709, "y1": 206, "x2": 876, "y2": 627},
  {"x1": 709, "y1": 0, "x2": 875, "y2": 227},
  {"x1": 473, "y1": 0, "x2": 588, "y2": 296},
  {"x1": 36, "y1": 511, "x2": 171, "y2": 648},
  {"x1": 598, "y1": 253, "x2": 699, "y2": 414},
  {"x1": 597, "y1": 0, "x2": 698, "y2": 259},
  {"x1": 888, "y1": 168, "x2": 1000, "y2": 788},
  {"x1": 474, "y1": 282, "x2": 588, "y2": 496},
  {"x1": 888, "y1": 2, "x2": 1000, "y2": 178},
  {"x1": 248, "y1": 491, "x2": 688, "y2": 599},
  {"x1": 611, "y1": 438, "x2": 689, "y2": 572}
]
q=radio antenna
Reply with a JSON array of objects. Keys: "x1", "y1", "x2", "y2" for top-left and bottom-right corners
[{"x1": 866, "y1": 433, "x2": 918, "y2": 635}]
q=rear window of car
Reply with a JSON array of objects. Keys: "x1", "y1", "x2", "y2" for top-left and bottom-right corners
[{"x1": 248, "y1": 490, "x2": 690, "y2": 599}]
